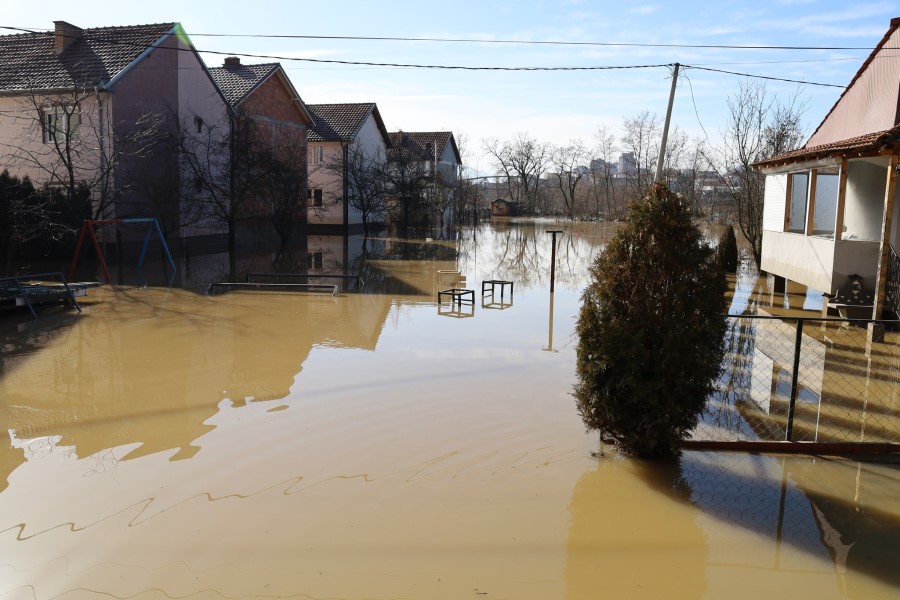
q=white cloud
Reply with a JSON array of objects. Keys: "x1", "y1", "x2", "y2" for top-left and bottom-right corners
[{"x1": 629, "y1": 5, "x2": 659, "y2": 15}]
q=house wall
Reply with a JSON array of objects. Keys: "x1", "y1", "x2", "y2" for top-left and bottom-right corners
[
  {"x1": 437, "y1": 142, "x2": 459, "y2": 184},
  {"x1": 761, "y1": 231, "x2": 835, "y2": 294},
  {"x1": 0, "y1": 93, "x2": 103, "y2": 193},
  {"x1": 845, "y1": 158, "x2": 887, "y2": 241},
  {"x1": 241, "y1": 74, "x2": 309, "y2": 224},
  {"x1": 832, "y1": 239, "x2": 881, "y2": 290},
  {"x1": 307, "y1": 141, "x2": 346, "y2": 226},
  {"x1": 176, "y1": 36, "x2": 230, "y2": 239},
  {"x1": 111, "y1": 31, "x2": 180, "y2": 228},
  {"x1": 349, "y1": 115, "x2": 388, "y2": 226},
  {"x1": 308, "y1": 113, "x2": 388, "y2": 229}
]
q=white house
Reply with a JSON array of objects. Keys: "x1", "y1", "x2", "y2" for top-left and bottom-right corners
[
  {"x1": 755, "y1": 17, "x2": 900, "y2": 323},
  {"x1": 306, "y1": 103, "x2": 391, "y2": 232}
]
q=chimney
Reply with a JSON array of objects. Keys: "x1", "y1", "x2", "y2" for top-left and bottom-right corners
[
  {"x1": 54, "y1": 21, "x2": 82, "y2": 54},
  {"x1": 224, "y1": 56, "x2": 241, "y2": 67}
]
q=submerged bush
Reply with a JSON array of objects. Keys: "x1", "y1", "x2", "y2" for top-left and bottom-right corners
[
  {"x1": 717, "y1": 225, "x2": 739, "y2": 273},
  {"x1": 574, "y1": 183, "x2": 727, "y2": 459}
]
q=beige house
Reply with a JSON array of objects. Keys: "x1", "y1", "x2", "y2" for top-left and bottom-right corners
[
  {"x1": 755, "y1": 17, "x2": 900, "y2": 322},
  {"x1": 306, "y1": 103, "x2": 391, "y2": 232},
  {"x1": 0, "y1": 21, "x2": 229, "y2": 242}
]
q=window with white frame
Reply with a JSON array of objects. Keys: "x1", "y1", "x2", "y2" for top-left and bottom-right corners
[
  {"x1": 309, "y1": 144, "x2": 324, "y2": 165},
  {"x1": 42, "y1": 105, "x2": 80, "y2": 144},
  {"x1": 786, "y1": 172, "x2": 809, "y2": 234}
]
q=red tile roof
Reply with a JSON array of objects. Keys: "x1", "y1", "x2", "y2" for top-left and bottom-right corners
[
  {"x1": 208, "y1": 62, "x2": 280, "y2": 106},
  {"x1": 390, "y1": 131, "x2": 461, "y2": 164},
  {"x1": 754, "y1": 17, "x2": 900, "y2": 169},
  {"x1": 0, "y1": 23, "x2": 175, "y2": 91},
  {"x1": 388, "y1": 131, "x2": 431, "y2": 160},
  {"x1": 307, "y1": 103, "x2": 382, "y2": 142},
  {"x1": 755, "y1": 125, "x2": 900, "y2": 169}
]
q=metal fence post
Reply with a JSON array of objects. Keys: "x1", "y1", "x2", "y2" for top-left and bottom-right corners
[{"x1": 785, "y1": 319, "x2": 804, "y2": 441}]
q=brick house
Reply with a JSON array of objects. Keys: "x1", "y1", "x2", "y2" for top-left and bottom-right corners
[{"x1": 208, "y1": 57, "x2": 313, "y2": 226}]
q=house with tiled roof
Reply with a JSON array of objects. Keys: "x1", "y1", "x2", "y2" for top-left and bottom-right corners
[
  {"x1": 209, "y1": 57, "x2": 313, "y2": 226},
  {"x1": 0, "y1": 20, "x2": 229, "y2": 243},
  {"x1": 306, "y1": 102, "x2": 391, "y2": 231},
  {"x1": 389, "y1": 131, "x2": 461, "y2": 184},
  {"x1": 754, "y1": 17, "x2": 900, "y2": 323},
  {"x1": 386, "y1": 130, "x2": 462, "y2": 227}
]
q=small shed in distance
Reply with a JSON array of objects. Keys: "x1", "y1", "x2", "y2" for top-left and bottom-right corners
[{"x1": 490, "y1": 199, "x2": 517, "y2": 217}]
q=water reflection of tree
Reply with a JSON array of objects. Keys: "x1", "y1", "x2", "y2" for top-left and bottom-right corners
[
  {"x1": 477, "y1": 222, "x2": 610, "y2": 291},
  {"x1": 565, "y1": 456, "x2": 706, "y2": 599}
]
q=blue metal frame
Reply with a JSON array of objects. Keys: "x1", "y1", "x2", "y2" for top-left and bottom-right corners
[
  {"x1": 123, "y1": 218, "x2": 177, "y2": 287},
  {"x1": 1, "y1": 272, "x2": 82, "y2": 319}
]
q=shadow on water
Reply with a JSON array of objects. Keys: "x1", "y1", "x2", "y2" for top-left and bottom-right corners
[
  {"x1": 573, "y1": 450, "x2": 900, "y2": 597},
  {"x1": 565, "y1": 455, "x2": 707, "y2": 599}
]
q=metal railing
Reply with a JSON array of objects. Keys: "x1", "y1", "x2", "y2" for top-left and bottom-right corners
[
  {"x1": 886, "y1": 244, "x2": 900, "y2": 320},
  {"x1": 689, "y1": 315, "x2": 900, "y2": 453}
]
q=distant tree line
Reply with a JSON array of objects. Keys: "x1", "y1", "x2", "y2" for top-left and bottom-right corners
[{"x1": 480, "y1": 82, "x2": 806, "y2": 266}]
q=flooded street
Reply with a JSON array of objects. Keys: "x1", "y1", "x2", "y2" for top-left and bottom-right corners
[{"x1": 1, "y1": 220, "x2": 899, "y2": 599}]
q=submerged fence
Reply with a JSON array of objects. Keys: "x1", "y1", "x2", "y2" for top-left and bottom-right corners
[{"x1": 690, "y1": 315, "x2": 900, "y2": 452}]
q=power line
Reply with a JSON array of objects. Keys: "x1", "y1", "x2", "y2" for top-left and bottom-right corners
[
  {"x1": 0, "y1": 24, "x2": 849, "y2": 86},
  {"x1": 186, "y1": 31, "x2": 884, "y2": 52},
  {"x1": 682, "y1": 64, "x2": 845, "y2": 88}
]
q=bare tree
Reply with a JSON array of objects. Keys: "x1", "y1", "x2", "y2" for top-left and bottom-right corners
[
  {"x1": 318, "y1": 143, "x2": 386, "y2": 236},
  {"x1": 483, "y1": 133, "x2": 550, "y2": 215},
  {"x1": 712, "y1": 82, "x2": 806, "y2": 265},
  {"x1": 385, "y1": 139, "x2": 431, "y2": 234},
  {"x1": 550, "y1": 139, "x2": 590, "y2": 220},
  {"x1": 588, "y1": 127, "x2": 621, "y2": 219},
  {"x1": 7, "y1": 83, "x2": 163, "y2": 220},
  {"x1": 620, "y1": 111, "x2": 662, "y2": 201},
  {"x1": 178, "y1": 111, "x2": 307, "y2": 274}
]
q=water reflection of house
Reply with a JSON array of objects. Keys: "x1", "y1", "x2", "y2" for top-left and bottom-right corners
[
  {"x1": 755, "y1": 17, "x2": 900, "y2": 322},
  {"x1": 742, "y1": 309, "x2": 900, "y2": 443},
  {"x1": 0, "y1": 289, "x2": 392, "y2": 480}
]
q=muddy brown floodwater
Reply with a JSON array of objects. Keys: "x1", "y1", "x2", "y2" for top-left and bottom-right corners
[{"x1": 1, "y1": 220, "x2": 898, "y2": 599}]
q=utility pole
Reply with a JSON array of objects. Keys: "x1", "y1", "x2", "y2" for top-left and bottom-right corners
[{"x1": 655, "y1": 62, "x2": 680, "y2": 182}]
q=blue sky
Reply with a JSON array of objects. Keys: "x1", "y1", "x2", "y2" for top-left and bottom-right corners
[{"x1": 4, "y1": 1, "x2": 898, "y2": 171}]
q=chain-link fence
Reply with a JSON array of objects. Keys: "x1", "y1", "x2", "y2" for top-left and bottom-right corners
[{"x1": 690, "y1": 316, "x2": 900, "y2": 449}]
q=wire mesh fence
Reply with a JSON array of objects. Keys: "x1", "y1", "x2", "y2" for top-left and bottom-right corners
[{"x1": 691, "y1": 316, "x2": 900, "y2": 450}]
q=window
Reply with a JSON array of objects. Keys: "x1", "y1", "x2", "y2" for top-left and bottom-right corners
[
  {"x1": 309, "y1": 145, "x2": 324, "y2": 165},
  {"x1": 194, "y1": 116, "x2": 204, "y2": 133},
  {"x1": 812, "y1": 167, "x2": 839, "y2": 237},
  {"x1": 42, "y1": 105, "x2": 80, "y2": 144},
  {"x1": 786, "y1": 172, "x2": 808, "y2": 233},
  {"x1": 785, "y1": 167, "x2": 841, "y2": 237},
  {"x1": 307, "y1": 188, "x2": 323, "y2": 207}
]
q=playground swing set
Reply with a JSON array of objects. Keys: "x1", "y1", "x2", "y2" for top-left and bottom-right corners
[{"x1": 68, "y1": 218, "x2": 176, "y2": 286}]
